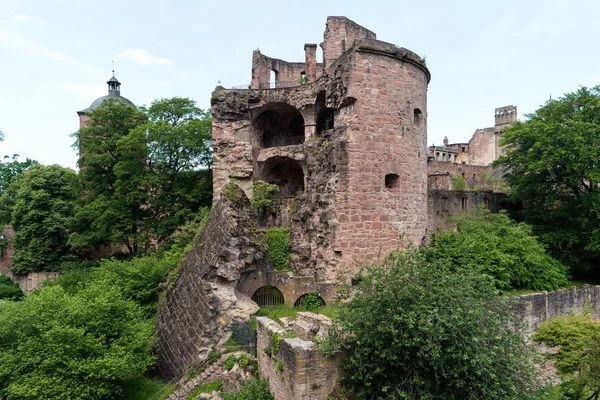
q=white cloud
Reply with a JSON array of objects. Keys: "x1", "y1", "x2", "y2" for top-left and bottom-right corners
[
  {"x1": 0, "y1": 30, "x2": 101, "y2": 73},
  {"x1": 62, "y1": 82, "x2": 106, "y2": 102},
  {"x1": 121, "y1": 48, "x2": 174, "y2": 66},
  {"x1": 11, "y1": 14, "x2": 42, "y2": 23}
]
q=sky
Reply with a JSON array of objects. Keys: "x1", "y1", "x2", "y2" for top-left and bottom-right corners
[{"x1": 1, "y1": 0, "x2": 599, "y2": 170}]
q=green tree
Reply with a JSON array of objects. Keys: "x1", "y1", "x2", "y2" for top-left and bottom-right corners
[
  {"x1": 0, "y1": 284, "x2": 154, "y2": 399},
  {"x1": 496, "y1": 86, "x2": 600, "y2": 276},
  {"x1": 0, "y1": 275, "x2": 23, "y2": 301},
  {"x1": 321, "y1": 250, "x2": 538, "y2": 399},
  {"x1": 424, "y1": 207, "x2": 569, "y2": 291},
  {"x1": 0, "y1": 155, "x2": 38, "y2": 225},
  {"x1": 131, "y1": 97, "x2": 212, "y2": 242},
  {"x1": 534, "y1": 313, "x2": 600, "y2": 399},
  {"x1": 10, "y1": 165, "x2": 80, "y2": 274},
  {"x1": 70, "y1": 98, "x2": 147, "y2": 254},
  {"x1": 70, "y1": 97, "x2": 212, "y2": 254}
]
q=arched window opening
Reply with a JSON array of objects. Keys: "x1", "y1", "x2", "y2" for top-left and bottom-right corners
[
  {"x1": 253, "y1": 103, "x2": 305, "y2": 148},
  {"x1": 385, "y1": 173, "x2": 399, "y2": 189},
  {"x1": 262, "y1": 157, "x2": 305, "y2": 197},
  {"x1": 270, "y1": 70, "x2": 277, "y2": 89},
  {"x1": 414, "y1": 108, "x2": 423, "y2": 125},
  {"x1": 299, "y1": 71, "x2": 307, "y2": 85},
  {"x1": 252, "y1": 285, "x2": 284, "y2": 307},
  {"x1": 316, "y1": 108, "x2": 335, "y2": 133},
  {"x1": 294, "y1": 293, "x2": 326, "y2": 308}
]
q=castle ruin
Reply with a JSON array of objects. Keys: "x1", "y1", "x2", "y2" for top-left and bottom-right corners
[{"x1": 157, "y1": 16, "x2": 506, "y2": 380}]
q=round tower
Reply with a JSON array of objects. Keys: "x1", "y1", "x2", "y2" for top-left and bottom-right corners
[{"x1": 332, "y1": 39, "x2": 430, "y2": 268}]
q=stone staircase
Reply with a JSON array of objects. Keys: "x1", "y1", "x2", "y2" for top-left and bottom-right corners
[{"x1": 167, "y1": 351, "x2": 251, "y2": 400}]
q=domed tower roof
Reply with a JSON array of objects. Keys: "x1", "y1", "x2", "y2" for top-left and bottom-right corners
[{"x1": 77, "y1": 72, "x2": 134, "y2": 114}]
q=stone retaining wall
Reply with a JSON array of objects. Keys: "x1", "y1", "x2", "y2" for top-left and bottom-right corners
[{"x1": 511, "y1": 285, "x2": 600, "y2": 336}]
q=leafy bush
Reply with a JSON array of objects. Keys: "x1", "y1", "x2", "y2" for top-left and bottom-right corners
[
  {"x1": 300, "y1": 292, "x2": 323, "y2": 312},
  {"x1": 250, "y1": 180, "x2": 278, "y2": 215},
  {"x1": 263, "y1": 228, "x2": 290, "y2": 271},
  {"x1": 425, "y1": 207, "x2": 569, "y2": 291},
  {"x1": 222, "y1": 379, "x2": 273, "y2": 400},
  {"x1": 48, "y1": 253, "x2": 176, "y2": 316},
  {"x1": 319, "y1": 249, "x2": 538, "y2": 399},
  {"x1": 452, "y1": 174, "x2": 466, "y2": 191},
  {"x1": 0, "y1": 275, "x2": 23, "y2": 300},
  {"x1": 225, "y1": 354, "x2": 236, "y2": 370},
  {"x1": 533, "y1": 312, "x2": 600, "y2": 398},
  {"x1": 0, "y1": 284, "x2": 155, "y2": 400}
]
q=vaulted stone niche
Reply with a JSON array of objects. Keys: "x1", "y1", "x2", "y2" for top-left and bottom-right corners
[
  {"x1": 261, "y1": 156, "x2": 305, "y2": 197},
  {"x1": 252, "y1": 103, "x2": 305, "y2": 148}
]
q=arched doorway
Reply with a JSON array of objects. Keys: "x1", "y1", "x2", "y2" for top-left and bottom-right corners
[
  {"x1": 293, "y1": 293, "x2": 326, "y2": 308},
  {"x1": 252, "y1": 103, "x2": 305, "y2": 148},
  {"x1": 261, "y1": 157, "x2": 305, "y2": 197},
  {"x1": 251, "y1": 285, "x2": 285, "y2": 307}
]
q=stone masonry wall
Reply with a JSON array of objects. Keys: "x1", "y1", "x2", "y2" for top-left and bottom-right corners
[
  {"x1": 156, "y1": 186, "x2": 264, "y2": 380},
  {"x1": 511, "y1": 285, "x2": 600, "y2": 336},
  {"x1": 0, "y1": 226, "x2": 15, "y2": 274},
  {"x1": 256, "y1": 316, "x2": 343, "y2": 400},
  {"x1": 322, "y1": 16, "x2": 376, "y2": 71},
  {"x1": 428, "y1": 189, "x2": 505, "y2": 232},
  {"x1": 468, "y1": 127, "x2": 501, "y2": 166},
  {"x1": 332, "y1": 40, "x2": 430, "y2": 271},
  {"x1": 427, "y1": 160, "x2": 493, "y2": 191},
  {"x1": 5, "y1": 271, "x2": 59, "y2": 293}
]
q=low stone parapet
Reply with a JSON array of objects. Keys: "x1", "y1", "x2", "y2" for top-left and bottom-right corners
[{"x1": 256, "y1": 315, "x2": 343, "y2": 400}]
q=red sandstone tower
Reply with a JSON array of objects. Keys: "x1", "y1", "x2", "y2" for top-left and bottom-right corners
[{"x1": 211, "y1": 16, "x2": 430, "y2": 287}]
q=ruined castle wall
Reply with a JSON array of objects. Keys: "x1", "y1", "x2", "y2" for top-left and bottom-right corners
[
  {"x1": 0, "y1": 226, "x2": 14, "y2": 274},
  {"x1": 427, "y1": 160, "x2": 492, "y2": 190},
  {"x1": 251, "y1": 51, "x2": 309, "y2": 89},
  {"x1": 322, "y1": 16, "x2": 376, "y2": 71},
  {"x1": 427, "y1": 189, "x2": 504, "y2": 232},
  {"x1": 157, "y1": 187, "x2": 264, "y2": 380},
  {"x1": 468, "y1": 128, "x2": 499, "y2": 166},
  {"x1": 333, "y1": 42, "x2": 430, "y2": 271},
  {"x1": 256, "y1": 317, "x2": 343, "y2": 400}
]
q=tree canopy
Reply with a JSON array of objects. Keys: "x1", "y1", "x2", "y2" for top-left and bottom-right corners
[
  {"x1": 497, "y1": 86, "x2": 600, "y2": 275},
  {"x1": 70, "y1": 97, "x2": 212, "y2": 255},
  {"x1": 9, "y1": 165, "x2": 80, "y2": 275},
  {"x1": 321, "y1": 250, "x2": 538, "y2": 399}
]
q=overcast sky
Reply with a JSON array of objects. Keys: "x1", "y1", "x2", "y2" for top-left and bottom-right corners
[{"x1": 1, "y1": 0, "x2": 598, "y2": 169}]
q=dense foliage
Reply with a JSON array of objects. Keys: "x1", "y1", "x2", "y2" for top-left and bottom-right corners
[
  {"x1": 71, "y1": 97, "x2": 212, "y2": 255},
  {"x1": 263, "y1": 228, "x2": 290, "y2": 271},
  {"x1": 425, "y1": 207, "x2": 569, "y2": 291},
  {"x1": 9, "y1": 165, "x2": 80, "y2": 274},
  {"x1": 0, "y1": 275, "x2": 23, "y2": 300},
  {"x1": 497, "y1": 86, "x2": 600, "y2": 276},
  {"x1": 534, "y1": 313, "x2": 600, "y2": 399},
  {"x1": 321, "y1": 250, "x2": 538, "y2": 399},
  {"x1": 250, "y1": 180, "x2": 278, "y2": 215},
  {"x1": 0, "y1": 252, "x2": 176, "y2": 399}
]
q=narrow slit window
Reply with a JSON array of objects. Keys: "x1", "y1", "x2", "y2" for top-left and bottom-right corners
[{"x1": 414, "y1": 108, "x2": 423, "y2": 125}]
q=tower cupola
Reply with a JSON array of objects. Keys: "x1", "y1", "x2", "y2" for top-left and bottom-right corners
[{"x1": 107, "y1": 72, "x2": 121, "y2": 95}]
